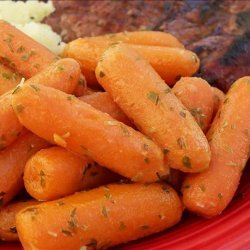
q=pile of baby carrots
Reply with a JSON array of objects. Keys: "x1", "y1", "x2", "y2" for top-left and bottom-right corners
[{"x1": 0, "y1": 20, "x2": 249, "y2": 250}]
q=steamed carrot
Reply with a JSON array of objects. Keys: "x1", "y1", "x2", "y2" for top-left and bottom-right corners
[
  {"x1": 94, "y1": 31, "x2": 184, "y2": 48},
  {"x1": 79, "y1": 92, "x2": 133, "y2": 126},
  {"x1": 0, "y1": 200, "x2": 39, "y2": 241},
  {"x1": 63, "y1": 38, "x2": 199, "y2": 86},
  {"x1": 24, "y1": 147, "x2": 120, "y2": 201},
  {"x1": 182, "y1": 77, "x2": 250, "y2": 217},
  {"x1": 96, "y1": 44, "x2": 210, "y2": 173},
  {"x1": 0, "y1": 63, "x2": 22, "y2": 96},
  {"x1": 73, "y1": 74, "x2": 88, "y2": 97},
  {"x1": 172, "y1": 77, "x2": 214, "y2": 132},
  {"x1": 16, "y1": 183, "x2": 182, "y2": 249},
  {"x1": 0, "y1": 58, "x2": 81, "y2": 148},
  {"x1": 0, "y1": 20, "x2": 56, "y2": 78},
  {"x1": 0, "y1": 131, "x2": 49, "y2": 207},
  {"x1": 12, "y1": 83, "x2": 166, "y2": 183},
  {"x1": 212, "y1": 87, "x2": 225, "y2": 118}
]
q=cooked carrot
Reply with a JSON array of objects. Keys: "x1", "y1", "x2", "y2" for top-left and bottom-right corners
[
  {"x1": 0, "y1": 58, "x2": 81, "y2": 148},
  {"x1": 0, "y1": 63, "x2": 22, "y2": 96},
  {"x1": 0, "y1": 200, "x2": 39, "y2": 241},
  {"x1": 0, "y1": 131, "x2": 49, "y2": 207},
  {"x1": 24, "y1": 147, "x2": 120, "y2": 201},
  {"x1": 12, "y1": 83, "x2": 166, "y2": 183},
  {"x1": 182, "y1": 77, "x2": 250, "y2": 217},
  {"x1": 94, "y1": 31, "x2": 184, "y2": 48},
  {"x1": 168, "y1": 169, "x2": 185, "y2": 191},
  {"x1": 212, "y1": 87, "x2": 225, "y2": 118},
  {"x1": 16, "y1": 183, "x2": 182, "y2": 249},
  {"x1": 73, "y1": 74, "x2": 88, "y2": 97},
  {"x1": 79, "y1": 92, "x2": 133, "y2": 126},
  {"x1": 172, "y1": 77, "x2": 214, "y2": 132},
  {"x1": 96, "y1": 44, "x2": 210, "y2": 173},
  {"x1": 63, "y1": 38, "x2": 199, "y2": 86},
  {"x1": 0, "y1": 20, "x2": 56, "y2": 78}
]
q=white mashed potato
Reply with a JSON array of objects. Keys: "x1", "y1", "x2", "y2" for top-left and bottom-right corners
[{"x1": 0, "y1": 0, "x2": 64, "y2": 55}]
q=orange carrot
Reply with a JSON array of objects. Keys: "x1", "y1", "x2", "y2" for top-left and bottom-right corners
[
  {"x1": 172, "y1": 77, "x2": 214, "y2": 132},
  {"x1": 73, "y1": 74, "x2": 87, "y2": 97},
  {"x1": 94, "y1": 31, "x2": 184, "y2": 48},
  {"x1": 0, "y1": 200, "x2": 39, "y2": 241},
  {"x1": 24, "y1": 147, "x2": 120, "y2": 201},
  {"x1": 0, "y1": 58, "x2": 81, "y2": 148},
  {"x1": 0, "y1": 64, "x2": 22, "y2": 96},
  {"x1": 96, "y1": 44, "x2": 210, "y2": 173},
  {"x1": 182, "y1": 77, "x2": 250, "y2": 217},
  {"x1": 212, "y1": 87, "x2": 225, "y2": 118},
  {"x1": 79, "y1": 92, "x2": 133, "y2": 126},
  {"x1": 63, "y1": 38, "x2": 199, "y2": 87},
  {"x1": 12, "y1": 83, "x2": 166, "y2": 183},
  {"x1": 16, "y1": 183, "x2": 182, "y2": 249},
  {"x1": 0, "y1": 131, "x2": 49, "y2": 206},
  {"x1": 0, "y1": 20, "x2": 56, "y2": 78}
]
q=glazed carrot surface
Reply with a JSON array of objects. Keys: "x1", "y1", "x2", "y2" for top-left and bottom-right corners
[
  {"x1": 94, "y1": 31, "x2": 184, "y2": 48},
  {"x1": 212, "y1": 87, "x2": 225, "y2": 118},
  {"x1": 0, "y1": 63, "x2": 22, "y2": 96},
  {"x1": 182, "y1": 77, "x2": 250, "y2": 217},
  {"x1": 0, "y1": 20, "x2": 56, "y2": 78},
  {"x1": 12, "y1": 83, "x2": 167, "y2": 183},
  {"x1": 172, "y1": 77, "x2": 214, "y2": 132},
  {"x1": 63, "y1": 38, "x2": 199, "y2": 86},
  {"x1": 24, "y1": 147, "x2": 120, "y2": 201},
  {"x1": 0, "y1": 200, "x2": 39, "y2": 241},
  {"x1": 0, "y1": 58, "x2": 80, "y2": 148},
  {"x1": 79, "y1": 92, "x2": 133, "y2": 126},
  {"x1": 0, "y1": 131, "x2": 49, "y2": 206},
  {"x1": 96, "y1": 44, "x2": 210, "y2": 173},
  {"x1": 16, "y1": 183, "x2": 183, "y2": 250}
]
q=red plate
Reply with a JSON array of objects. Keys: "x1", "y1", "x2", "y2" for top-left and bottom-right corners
[{"x1": 1, "y1": 164, "x2": 249, "y2": 250}]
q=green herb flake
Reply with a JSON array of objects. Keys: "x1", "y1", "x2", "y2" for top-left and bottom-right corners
[
  {"x1": 86, "y1": 238, "x2": 98, "y2": 249},
  {"x1": 101, "y1": 206, "x2": 108, "y2": 218},
  {"x1": 179, "y1": 111, "x2": 186, "y2": 118},
  {"x1": 99, "y1": 71, "x2": 105, "y2": 78},
  {"x1": 147, "y1": 91, "x2": 160, "y2": 105},
  {"x1": 68, "y1": 208, "x2": 77, "y2": 230},
  {"x1": 163, "y1": 148, "x2": 169, "y2": 155},
  {"x1": 177, "y1": 137, "x2": 186, "y2": 149},
  {"x1": 17, "y1": 45, "x2": 25, "y2": 53},
  {"x1": 143, "y1": 143, "x2": 149, "y2": 151},
  {"x1": 61, "y1": 229, "x2": 73, "y2": 236},
  {"x1": 164, "y1": 88, "x2": 171, "y2": 94},
  {"x1": 2, "y1": 72, "x2": 16, "y2": 80},
  {"x1": 57, "y1": 65, "x2": 64, "y2": 71},
  {"x1": 39, "y1": 170, "x2": 46, "y2": 188},
  {"x1": 21, "y1": 50, "x2": 35, "y2": 61},
  {"x1": 30, "y1": 85, "x2": 40, "y2": 92},
  {"x1": 78, "y1": 77, "x2": 86, "y2": 86},
  {"x1": 3, "y1": 34, "x2": 14, "y2": 53},
  {"x1": 182, "y1": 156, "x2": 192, "y2": 169},
  {"x1": 119, "y1": 221, "x2": 127, "y2": 231},
  {"x1": 144, "y1": 157, "x2": 150, "y2": 164},
  {"x1": 15, "y1": 104, "x2": 24, "y2": 114},
  {"x1": 56, "y1": 200, "x2": 65, "y2": 206},
  {"x1": 218, "y1": 193, "x2": 223, "y2": 199}
]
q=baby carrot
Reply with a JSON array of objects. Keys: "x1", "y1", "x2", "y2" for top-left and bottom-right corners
[
  {"x1": 63, "y1": 38, "x2": 199, "y2": 87},
  {"x1": 182, "y1": 77, "x2": 250, "y2": 217},
  {"x1": 12, "y1": 83, "x2": 166, "y2": 183},
  {"x1": 0, "y1": 131, "x2": 49, "y2": 206},
  {"x1": 172, "y1": 77, "x2": 214, "y2": 132},
  {"x1": 0, "y1": 63, "x2": 22, "y2": 96},
  {"x1": 94, "y1": 31, "x2": 184, "y2": 48},
  {"x1": 0, "y1": 58, "x2": 81, "y2": 148},
  {"x1": 0, "y1": 20, "x2": 56, "y2": 78},
  {"x1": 0, "y1": 200, "x2": 39, "y2": 241},
  {"x1": 16, "y1": 183, "x2": 183, "y2": 250},
  {"x1": 24, "y1": 147, "x2": 120, "y2": 201},
  {"x1": 212, "y1": 87, "x2": 225, "y2": 118},
  {"x1": 79, "y1": 92, "x2": 133, "y2": 126},
  {"x1": 96, "y1": 44, "x2": 210, "y2": 173}
]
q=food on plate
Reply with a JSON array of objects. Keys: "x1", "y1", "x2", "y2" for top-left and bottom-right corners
[
  {"x1": 0, "y1": 58, "x2": 81, "y2": 148},
  {"x1": 24, "y1": 147, "x2": 120, "y2": 201},
  {"x1": 182, "y1": 77, "x2": 250, "y2": 217},
  {"x1": 0, "y1": 200, "x2": 39, "y2": 241},
  {"x1": 212, "y1": 87, "x2": 225, "y2": 118},
  {"x1": 12, "y1": 83, "x2": 167, "y2": 183},
  {"x1": 16, "y1": 183, "x2": 183, "y2": 249},
  {"x1": 0, "y1": 131, "x2": 49, "y2": 206},
  {"x1": 96, "y1": 43, "x2": 210, "y2": 173},
  {"x1": 172, "y1": 77, "x2": 214, "y2": 132},
  {"x1": 79, "y1": 92, "x2": 133, "y2": 126},
  {"x1": 63, "y1": 37, "x2": 200, "y2": 86}
]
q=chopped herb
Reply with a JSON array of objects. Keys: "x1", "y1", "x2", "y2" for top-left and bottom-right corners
[
  {"x1": 143, "y1": 143, "x2": 149, "y2": 150},
  {"x1": 15, "y1": 104, "x2": 24, "y2": 114},
  {"x1": 57, "y1": 65, "x2": 64, "y2": 71},
  {"x1": 21, "y1": 50, "x2": 35, "y2": 61},
  {"x1": 218, "y1": 193, "x2": 223, "y2": 199},
  {"x1": 190, "y1": 107, "x2": 205, "y2": 128},
  {"x1": 3, "y1": 34, "x2": 14, "y2": 52},
  {"x1": 101, "y1": 206, "x2": 108, "y2": 218},
  {"x1": 86, "y1": 238, "x2": 98, "y2": 249},
  {"x1": 39, "y1": 170, "x2": 46, "y2": 188},
  {"x1": 33, "y1": 63, "x2": 40, "y2": 69},
  {"x1": 177, "y1": 137, "x2": 186, "y2": 149},
  {"x1": 12, "y1": 85, "x2": 21, "y2": 94},
  {"x1": 67, "y1": 95, "x2": 74, "y2": 101},
  {"x1": 182, "y1": 156, "x2": 191, "y2": 169},
  {"x1": 147, "y1": 91, "x2": 160, "y2": 105},
  {"x1": 140, "y1": 225, "x2": 149, "y2": 230},
  {"x1": 164, "y1": 88, "x2": 171, "y2": 94},
  {"x1": 68, "y1": 208, "x2": 77, "y2": 230},
  {"x1": 163, "y1": 148, "x2": 169, "y2": 155},
  {"x1": 78, "y1": 77, "x2": 86, "y2": 86},
  {"x1": 17, "y1": 45, "x2": 25, "y2": 53},
  {"x1": 61, "y1": 229, "x2": 73, "y2": 236},
  {"x1": 9, "y1": 226, "x2": 17, "y2": 234},
  {"x1": 119, "y1": 221, "x2": 127, "y2": 231},
  {"x1": 30, "y1": 85, "x2": 40, "y2": 92},
  {"x1": 179, "y1": 111, "x2": 186, "y2": 118},
  {"x1": 199, "y1": 184, "x2": 206, "y2": 192},
  {"x1": 223, "y1": 98, "x2": 229, "y2": 104},
  {"x1": 99, "y1": 71, "x2": 105, "y2": 78},
  {"x1": 2, "y1": 72, "x2": 17, "y2": 80},
  {"x1": 56, "y1": 201, "x2": 65, "y2": 206},
  {"x1": 120, "y1": 125, "x2": 130, "y2": 136},
  {"x1": 144, "y1": 157, "x2": 150, "y2": 164}
]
